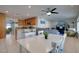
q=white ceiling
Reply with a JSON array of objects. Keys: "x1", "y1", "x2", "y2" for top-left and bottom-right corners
[{"x1": 0, "y1": 5, "x2": 79, "y2": 21}]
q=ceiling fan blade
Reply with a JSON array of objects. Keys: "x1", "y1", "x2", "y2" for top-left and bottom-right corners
[
  {"x1": 47, "y1": 8, "x2": 50, "y2": 11},
  {"x1": 41, "y1": 10, "x2": 48, "y2": 12},
  {"x1": 51, "y1": 12, "x2": 58, "y2": 14},
  {"x1": 41, "y1": 12, "x2": 47, "y2": 16},
  {"x1": 51, "y1": 8, "x2": 57, "y2": 11}
]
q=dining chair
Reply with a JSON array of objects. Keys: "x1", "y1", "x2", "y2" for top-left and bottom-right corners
[{"x1": 49, "y1": 42, "x2": 59, "y2": 53}]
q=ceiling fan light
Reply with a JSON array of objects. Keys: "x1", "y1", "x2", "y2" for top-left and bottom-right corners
[
  {"x1": 46, "y1": 12, "x2": 51, "y2": 16},
  {"x1": 28, "y1": 5, "x2": 32, "y2": 8}
]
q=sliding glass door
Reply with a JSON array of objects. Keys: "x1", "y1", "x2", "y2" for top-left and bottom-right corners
[{"x1": 77, "y1": 21, "x2": 79, "y2": 34}]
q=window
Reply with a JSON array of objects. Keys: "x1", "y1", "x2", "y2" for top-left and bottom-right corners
[{"x1": 6, "y1": 23, "x2": 11, "y2": 29}]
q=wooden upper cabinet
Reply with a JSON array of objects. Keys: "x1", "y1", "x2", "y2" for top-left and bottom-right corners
[
  {"x1": 18, "y1": 17, "x2": 37, "y2": 26},
  {"x1": 18, "y1": 19, "x2": 26, "y2": 26},
  {"x1": 31, "y1": 18, "x2": 36, "y2": 25}
]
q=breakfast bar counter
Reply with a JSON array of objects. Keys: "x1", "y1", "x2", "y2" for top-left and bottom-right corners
[{"x1": 17, "y1": 34, "x2": 66, "y2": 53}]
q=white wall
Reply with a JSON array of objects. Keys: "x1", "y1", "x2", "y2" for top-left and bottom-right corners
[
  {"x1": 66, "y1": 20, "x2": 74, "y2": 28},
  {"x1": 49, "y1": 21, "x2": 57, "y2": 28},
  {"x1": 37, "y1": 17, "x2": 50, "y2": 28},
  {"x1": 49, "y1": 19, "x2": 75, "y2": 28},
  {"x1": 36, "y1": 18, "x2": 73, "y2": 28}
]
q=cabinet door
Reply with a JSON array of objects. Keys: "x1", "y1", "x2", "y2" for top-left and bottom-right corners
[
  {"x1": 0, "y1": 14, "x2": 6, "y2": 39},
  {"x1": 18, "y1": 17, "x2": 37, "y2": 26},
  {"x1": 31, "y1": 19, "x2": 36, "y2": 25},
  {"x1": 18, "y1": 20, "x2": 26, "y2": 27}
]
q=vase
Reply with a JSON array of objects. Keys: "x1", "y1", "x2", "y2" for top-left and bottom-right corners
[{"x1": 45, "y1": 36, "x2": 48, "y2": 39}]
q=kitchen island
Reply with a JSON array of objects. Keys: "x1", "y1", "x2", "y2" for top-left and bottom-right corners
[{"x1": 17, "y1": 34, "x2": 66, "y2": 53}]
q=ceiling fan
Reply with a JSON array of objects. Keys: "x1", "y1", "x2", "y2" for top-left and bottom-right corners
[{"x1": 41, "y1": 8, "x2": 58, "y2": 16}]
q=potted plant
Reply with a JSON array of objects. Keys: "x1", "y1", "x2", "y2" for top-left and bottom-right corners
[{"x1": 43, "y1": 32, "x2": 48, "y2": 39}]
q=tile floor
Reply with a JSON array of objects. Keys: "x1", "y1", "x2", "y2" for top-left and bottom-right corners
[{"x1": 0, "y1": 34, "x2": 79, "y2": 53}]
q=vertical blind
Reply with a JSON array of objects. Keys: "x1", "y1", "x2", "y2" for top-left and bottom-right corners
[{"x1": 77, "y1": 21, "x2": 79, "y2": 33}]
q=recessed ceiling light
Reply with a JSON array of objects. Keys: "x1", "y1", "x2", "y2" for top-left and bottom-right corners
[
  {"x1": 28, "y1": 5, "x2": 32, "y2": 8},
  {"x1": 5, "y1": 11, "x2": 8, "y2": 13}
]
